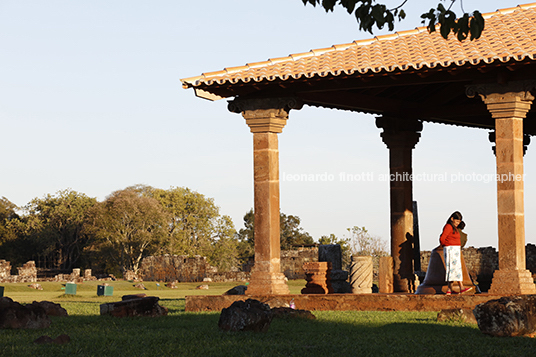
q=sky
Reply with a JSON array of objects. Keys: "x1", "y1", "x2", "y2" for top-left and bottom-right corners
[{"x1": 0, "y1": 0, "x2": 532, "y2": 252}]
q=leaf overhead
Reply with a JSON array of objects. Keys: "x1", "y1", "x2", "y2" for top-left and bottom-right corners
[{"x1": 302, "y1": 0, "x2": 485, "y2": 41}]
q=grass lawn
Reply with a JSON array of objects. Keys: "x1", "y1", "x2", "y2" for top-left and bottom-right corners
[{"x1": 1, "y1": 280, "x2": 536, "y2": 356}]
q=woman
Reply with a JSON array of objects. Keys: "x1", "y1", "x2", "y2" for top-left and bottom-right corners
[{"x1": 439, "y1": 211, "x2": 472, "y2": 295}]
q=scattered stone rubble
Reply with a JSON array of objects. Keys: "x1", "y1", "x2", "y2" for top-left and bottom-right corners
[
  {"x1": 218, "y1": 299, "x2": 315, "y2": 332},
  {"x1": 0, "y1": 297, "x2": 51, "y2": 329},
  {"x1": 473, "y1": 295, "x2": 536, "y2": 337},
  {"x1": 100, "y1": 295, "x2": 168, "y2": 318}
]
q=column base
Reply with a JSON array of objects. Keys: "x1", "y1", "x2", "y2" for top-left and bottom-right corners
[
  {"x1": 488, "y1": 269, "x2": 536, "y2": 295},
  {"x1": 246, "y1": 271, "x2": 290, "y2": 295}
]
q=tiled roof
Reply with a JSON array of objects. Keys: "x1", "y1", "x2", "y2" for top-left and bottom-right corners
[{"x1": 181, "y1": 3, "x2": 536, "y2": 98}]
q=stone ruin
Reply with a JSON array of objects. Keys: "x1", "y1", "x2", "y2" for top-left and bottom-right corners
[
  {"x1": 0, "y1": 260, "x2": 37, "y2": 283},
  {"x1": 0, "y1": 260, "x2": 97, "y2": 283}
]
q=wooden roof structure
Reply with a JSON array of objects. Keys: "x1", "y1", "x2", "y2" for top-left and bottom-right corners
[{"x1": 182, "y1": 3, "x2": 536, "y2": 134}]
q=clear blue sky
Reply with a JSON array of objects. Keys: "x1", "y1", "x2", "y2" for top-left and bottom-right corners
[{"x1": 0, "y1": 0, "x2": 530, "y2": 251}]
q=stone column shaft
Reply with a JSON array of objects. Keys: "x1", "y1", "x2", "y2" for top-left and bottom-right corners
[
  {"x1": 229, "y1": 97, "x2": 303, "y2": 295},
  {"x1": 377, "y1": 117, "x2": 421, "y2": 293}
]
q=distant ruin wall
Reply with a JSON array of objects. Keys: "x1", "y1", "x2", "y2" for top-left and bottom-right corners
[
  {"x1": 139, "y1": 248, "x2": 319, "y2": 283},
  {"x1": 0, "y1": 260, "x2": 37, "y2": 283},
  {"x1": 281, "y1": 247, "x2": 318, "y2": 279}
]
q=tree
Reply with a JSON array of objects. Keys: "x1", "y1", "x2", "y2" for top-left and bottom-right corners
[
  {"x1": 347, "y1": 226, "x2": 389, "y2": 257},
  {"x1": 237, "y1": 209, "x2": 314, "y2": 254},
  {"x1": 209, "y1": 215, "x2": 239, "y2": 271},
  {"x1": 136, "y1": 185, "x2": 241, "y2": 271},
  {"x1": 302, "y1": 0, "x2": 485, "y2": 41},
  {"x1": 146, "y1": 186, "x2": 219, "y2": 257},
  {"x1": 319, "y1": 233, "x2": 352, "y2": 268},
  {"x1": 280, "y1": 213, "x2": 314, "y2": 250},
  {"x1": 0, "y1": 197, "x2": 23, "y2": 265},
  {"x1": 90, "y1": 188, "x2": 168, "y2": 276},
  {"x1": 23, "y1": 190, "x2": 97, "y2": 270}
]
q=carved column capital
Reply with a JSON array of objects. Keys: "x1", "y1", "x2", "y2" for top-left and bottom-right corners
[
  {"x1": 228, "y1": 97, "x2": 303, "y2": 133},
  {"x1": 375, "y1": 116, "x2": 423, "y2": 149},
  {"x1": 466, "y1": 81, "x2": 536, "y2": 119}
]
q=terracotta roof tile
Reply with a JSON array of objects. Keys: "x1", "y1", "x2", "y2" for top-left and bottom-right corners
[{"x1": 182, "y1": 3, "x2": 536, "y2": 94}]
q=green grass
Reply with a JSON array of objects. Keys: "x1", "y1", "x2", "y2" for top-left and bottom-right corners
[
  {"x1": 3, "y1": 279, "x2": 306, "y2": 303},
  {"x1": 2, "y1": 281, "x2": 536, "y2": 356}
]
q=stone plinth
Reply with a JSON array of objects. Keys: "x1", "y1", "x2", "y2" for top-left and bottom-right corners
[
  {"x1": 488, "y1": 269, "x2": 536, "y2": 295},
  {"x1": 301, "y1": 262, "x2": 333, "y2": 294},
  {"x1": 186, "y1": 293, "x2": 509, "y2": 312},
  {"x1": 350, "y1": 256, "x2": 373, "y2": 294}
]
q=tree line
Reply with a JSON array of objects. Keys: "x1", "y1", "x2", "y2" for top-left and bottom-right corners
[{"x1": 0, "y1": 186, "x2": 388, "y2": 277}]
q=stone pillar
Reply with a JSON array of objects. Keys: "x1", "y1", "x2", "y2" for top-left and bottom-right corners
[
  {"x1": 379, "y1": 256, "x2": 394, "y2": 293},
  {"x1": 467, "y1": 82, "x2": 536, "y2": 294},
  {"x1": 376, "y1": 117, "x2": 422, "y2": 292},
  {"x1": 349, "y1": 256, "x2": 373, "y2": 294},
  {"x1": 229, "y1": 97, "x2": 303, "y2": 295}
]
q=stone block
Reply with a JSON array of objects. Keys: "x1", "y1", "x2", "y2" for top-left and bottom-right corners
[
  {"x1": 29, "y1": 301, "x2": 68, "y2": 317},
  {"x1": 0, "y1": 297, "x2": 51, "y2": 329},
  {"x1": 473, "y1": 295, "x2": 536, "y2": 337},
  {"x1": 218, "y1": 299, "x2": 273, "y2": 332},
  {"x1": 379, "y1": 256, "x2": 394, "y2": 293},
  {"x1": 319, "y1": 244, "x2": 342, "y2": 270},
  {"x1": 100, "y1": 296, "x2": 168, "y2": 317}
]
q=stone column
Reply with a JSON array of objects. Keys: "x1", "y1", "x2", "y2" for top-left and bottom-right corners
[
  {"x1": 349, "y1": 256, "x2": 373, "y2": 294},
  {"x1": 229, "y1": 97, "x2": 302, "y2": 295},
  {"x1": 376, "y1": 117, "x2": 422, "y2": 293},
  {"x1": 467, "y1": 82, "x2": 536, "y2": 294}
]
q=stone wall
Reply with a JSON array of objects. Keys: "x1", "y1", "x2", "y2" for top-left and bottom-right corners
[
  {"x1": 139, "y1": 248, "x2": 318, "y2": 283},
  {"x1": 281, "y1": 247, "x2": 318, "y2": 279},
  {"x1": 139, "y1": 255, "x2": 217, "y2": 282}
]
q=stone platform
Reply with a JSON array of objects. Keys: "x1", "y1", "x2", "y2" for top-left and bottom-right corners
[{"x1": 185, "y1": 293, "x2": 507, "y2": 312}]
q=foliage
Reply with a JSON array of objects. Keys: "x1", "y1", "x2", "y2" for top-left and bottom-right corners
[
  {"x1": 319, "y1": 233, "x2": 352, "y2": 268},
  {"x1": 302, "y1": 0, "x2": 485, "y2": 41},
  {"x1": 0, "y1": 197, "x2": 22, "y2": 264},
  {"x1": 236, "y1": 209, "x2": 314, "y2": 259},
  {"x1": 280, "y1": 212, "x2": 315, "y2": 250},
  {"x1": 0, "y1": 186, "x2": 241, "y2": 275},
  {"x1": 147, "y1": 186, "x2": 220, "y2": 257},
  {"x1": 145, "y1": 186, "x2": 239, "y2": 271},
  {"x1": 89, "y1": 188, "x2": 168, "y2": 275},
  {"x1": 347, "y1": 226, "x2": 389, "y2": 257},
  {"x1": 208, "y1": 215, "x2": 239, "y2": 271},
  {"x1": 22, "y1": 190, "x2": 97, "y2": 270}
]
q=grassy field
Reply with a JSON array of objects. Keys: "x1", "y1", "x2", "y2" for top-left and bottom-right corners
[{"x1": 1, "y1": 280, "x2": 536, "y2": 357}]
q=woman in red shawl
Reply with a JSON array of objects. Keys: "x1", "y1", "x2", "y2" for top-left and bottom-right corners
[{"x1": 439, "y1": 211, "x2": 472, "y2": 295}]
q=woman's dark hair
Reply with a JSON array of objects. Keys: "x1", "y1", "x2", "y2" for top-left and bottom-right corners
[{"x1": 446, "y1": 211, "x2": 463, "y2": 232}]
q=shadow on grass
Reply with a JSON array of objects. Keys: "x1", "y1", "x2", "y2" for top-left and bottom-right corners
[{"x1": 1, "y1": 310, "x2": 536, "y2": 357}]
